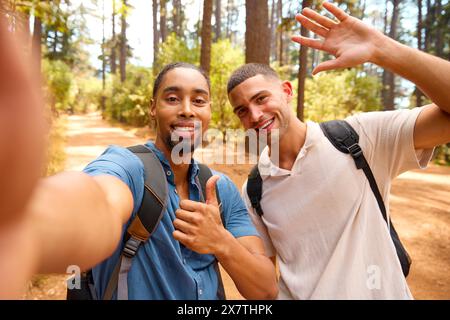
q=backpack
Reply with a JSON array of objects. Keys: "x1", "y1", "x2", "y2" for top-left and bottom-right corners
[
  {"x1": 246, "y1": 120, "x2": 412, "y2": 277},
  {"x1": 67, "y1": 144, "x2": 226, "y2": 300}
]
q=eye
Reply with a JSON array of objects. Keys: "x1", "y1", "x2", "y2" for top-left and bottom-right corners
[
  {"x1": 165, "y1": 96, "x2": 179, "y2": 104},
  {"x1": 235, "y1": 107, "x2": 248, "y2": 117},
  {"x1": 256, "y1": 96, "x2": 268, "y2": 104},
  {"x1": 193, "y1": 98, "x2": 208, "y2": 106}
]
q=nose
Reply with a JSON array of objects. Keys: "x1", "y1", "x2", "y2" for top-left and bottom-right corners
[
  {"x1": 248, "y1": 105, "x2": 264, "y2": 125},
  {"x1": 179, "y1": 97, "x2": 195, "y2": 118}
]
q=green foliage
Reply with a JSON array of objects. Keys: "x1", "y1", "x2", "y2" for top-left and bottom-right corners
[
  {"x1": 72, "y1": 76, "x2": 103, "y2": 114},
  {"x1": 105, "y1": 65, "x2": 153, "y2": 127},
  {"x1": 304, "y1": 69, "x2": 382, "y2": 122},
  {"x1": 154, "y1": 33, "x2": 200, "y2": 73},
  {"x1": 210, "y1": 39, "x2": 245, "y2": 131},
  {"x1": 43, "y1": 59, "x2": 73, "y2": 113}
]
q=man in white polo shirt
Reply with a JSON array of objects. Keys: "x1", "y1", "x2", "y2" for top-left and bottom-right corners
[{"x1": 227, "y1": 2, "x2": 450, "y2": 299}]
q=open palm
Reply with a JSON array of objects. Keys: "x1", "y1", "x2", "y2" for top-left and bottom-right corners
[{"x1": 293, "y1": 2, "x2": 382, "y2": 75}]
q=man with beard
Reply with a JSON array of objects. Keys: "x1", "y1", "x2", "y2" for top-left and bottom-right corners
[
  {"x1": 0, "y1": 54, "x2": 277, "y2": 297},
  {"x1": 227, "y1": 2, "x2": 450, "y2": 299},
  {"x1": 79, "y1": 62, "x2": 277, "y2": 300}
]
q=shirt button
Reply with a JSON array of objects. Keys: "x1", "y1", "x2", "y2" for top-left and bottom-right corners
[
  {"x1": 166, "y1": 171, "x2": 172, "y2": 176},
  {"x1": 199, "y1": 289, "x2": 203, "y2": 295}
]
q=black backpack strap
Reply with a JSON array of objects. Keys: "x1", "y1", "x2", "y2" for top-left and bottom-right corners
[
  {"x1": 320, "y1": 120, "x2": 411, "y2": 277},
  {"x1": 246, "y1": 165, "x2": 264, "y2": 216},
  {"x1": 103, "y1": 145, "x2": 168, "y2": 300},
  {"x1": 196, "y1": 163, "x2": 226, "y2": 300},
  {"x1": 319, "y1": 121, "x2": 387, "y2": 221}
]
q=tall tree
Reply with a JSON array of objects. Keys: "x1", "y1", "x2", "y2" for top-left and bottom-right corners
[
  {"x1": 111, "y1": 0, "x2": 117, "y2": 74},
  {"x1": 214, "y1": 0, "x2": 221, "y2": 41},
  {"x1": 32, "y1": 11, "x2": 42, "y2": 75},
  {"x1": 415, "y1": 0, "x2": 424, "y2": 107},
  {"x1": 201, "y1": 0, "x2": 213, "y2": 75},
  {"x1": 245, "y1": 0, "x2": 270, "y2": 64},
  {"x1": 172, "y1": 0, "x2": 183, "y2": 37},
  {"x1": 435, "y1": 0, "x2": 443, "y2": 57},
  {"x1": 277, "y1": 0, "x2": 283, "y2": 65},
  {"x1": 297, "y1": 0, "x2": 312, "y2": 121},
  {"x1": 101, "y1": 0, "x2": 106, "y2": 113},
  {"x1": 382, "y1": 0, "x2": 400, "y2": 110},
  {"x1": 153, "y1": 0, "x2": 159, "y2": 68},
  {"x1": 119, "y1": 0, "x2": 127, "y2": 83},
  {"x1": 269, "y1": 0, "x2": 276, "y2": 61},
  {"x1": 160, "y1": 0, "x2": 167, "y2": 42}
]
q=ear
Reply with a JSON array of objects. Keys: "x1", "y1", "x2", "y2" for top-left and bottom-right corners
[
  {"x1": 281, "y1": 81, "x2": 294, "y2": 102},
  {"x1": 150, "y1": 99, "x2": 156, "y2": 117}
]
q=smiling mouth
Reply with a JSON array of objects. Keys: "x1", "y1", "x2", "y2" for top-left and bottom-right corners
[{"x1": 255, "y1": 117, "x2": 275, "y2": 131}]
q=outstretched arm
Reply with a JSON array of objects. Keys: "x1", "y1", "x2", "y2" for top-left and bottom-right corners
[
  {"x1": 0, "y1": 17, "x2": 133, "y2": 298},
  {"x1": 293, "y1": 1, "x2": 450, "y2": 149}
]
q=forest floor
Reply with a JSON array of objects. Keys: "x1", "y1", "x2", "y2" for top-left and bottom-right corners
[{"x1": 24, "y1": 112, "x2": 450, "y2": 300}]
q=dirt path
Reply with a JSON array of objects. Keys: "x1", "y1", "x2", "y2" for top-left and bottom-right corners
[{"x1": 25, "y1": 113, "x2": 450, "y2": 300}]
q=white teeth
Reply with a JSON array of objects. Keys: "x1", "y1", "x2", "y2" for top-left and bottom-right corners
[
  {"x1": 174, "y1": 127, "x2": 194, "y2": 132},
  {"x1": 260, "y1": 119, "x2": 274, "y2": 129}
]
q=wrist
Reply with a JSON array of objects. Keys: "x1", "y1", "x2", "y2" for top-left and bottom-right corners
[
  {"x1": 213, "y1": 228, "x2": 234, "y2": 259},
  {"x1": 370, "y1": 31, "x2": 398, "y2": 67}
]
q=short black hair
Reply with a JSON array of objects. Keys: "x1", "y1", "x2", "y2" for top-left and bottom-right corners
[
  {"x1": 152, "y1": 62, "x2": 211, "y2": 99},
  {"x1": 227, "y1": 63, "x2": 280, "y2": 94}
]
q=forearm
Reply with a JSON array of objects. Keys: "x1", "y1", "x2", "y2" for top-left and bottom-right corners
[
  {"x1": 27, "y1": 172, "x2": 132, "y2": 273},
  {"x1": 372, "y1": 34, "x2": 450, "y2": 113},
  {"x1": 215, "y1": 232, "x2": 278, "y2": 300}
]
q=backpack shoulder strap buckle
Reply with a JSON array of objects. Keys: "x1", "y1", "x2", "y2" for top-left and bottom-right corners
[{"x1": 347, "y1": 143, "x2": 363, "y2": 158}]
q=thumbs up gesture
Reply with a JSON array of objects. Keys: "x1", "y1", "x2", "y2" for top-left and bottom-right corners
[{"x1": 173, "y1": 175, "x2": 228, "y2": 255}]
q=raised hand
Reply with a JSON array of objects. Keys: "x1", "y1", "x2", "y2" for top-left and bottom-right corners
[
  {"x1": 173, "y1": 175, "x2": 226, "y2": 255},
  {"x1": 292, "y1": 2, "x2": 384, "y2": 75}
]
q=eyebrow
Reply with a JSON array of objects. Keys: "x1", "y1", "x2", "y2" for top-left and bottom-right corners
[{"x1": 162, "y1": 86, "x2": 209, "y2": 96}]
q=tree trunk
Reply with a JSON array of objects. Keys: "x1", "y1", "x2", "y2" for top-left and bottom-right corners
[
  {"x1": 101, "y1": 0, "x2": 106, "y2": 113},
  {"x1": 160, "y1": 0, "x2": 167, "y2": 42},
  {"x1": 245, "y1": 0, "x2": 270, "y2": 64},
  {"x1": 226, "y1": 0, "x2": 232, "y2": 38},
  {"x1": 277, "y1": 0, "x2": 283, "y2": 65},
  {"x1": 382, "y1": 0, "x2": 400, "y2": 110},
  {"x1": 200, "y1": 0, "x2": 213, "y2": 75},
  {"x1": 424, "y1": 0, "x2": 431, "y2": 52},
  {"x1": 214, "y1": 0, "x2": 221, "y2": 42},
  {"x1": 172, "y1": 0, "x2": 183, "y2": 37},
  {"x1": 120, "y1": 0, "x2": 127, "y2": 83},
  {"x1": 153, "y1": 0, "x2": 159, "y2": 68},
  {"x1": 415, "y1": 0, "x2": 424, "y2": 108},
  {"x1": 297, "y1": 0, "x2": 312, "y2": 121},
  {"x1": 111, "y1": 0, "x2": 117, "y2": 74},
  {"x1": 270, "y1": 0, "x2": 276, "y2": 61},
  {"x1": 32, "y1": 15, "x2": 42, "y2": 75},
  {"x1": 435, "y1": 0, "x2": 443, "y2": 57}
]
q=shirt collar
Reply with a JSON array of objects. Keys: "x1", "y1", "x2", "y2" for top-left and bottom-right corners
[
  {"x1": 258, "y1": 121, "x2": 322, "y2": 180},
  {"x1": 144, "y1": 141, "x2": 200, "y2": 185}
]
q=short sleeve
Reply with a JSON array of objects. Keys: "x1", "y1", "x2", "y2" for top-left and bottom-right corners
[
  {"x1": 345, "y1": 107, "x2": 434, "y2": 181},
  {"x1": 83, "y1": 145, "x2": 145, "y2": 215},
  {"x1": 213, "y1": 172, "x2": 260, "y2": 240},
  {"x1": 241, "y1": 180, "x2": 276, "y2": 257}
]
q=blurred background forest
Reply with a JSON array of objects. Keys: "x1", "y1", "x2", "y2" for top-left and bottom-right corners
[{"x1": 1, "y1": 0, "x2": 449, "y2": 172}]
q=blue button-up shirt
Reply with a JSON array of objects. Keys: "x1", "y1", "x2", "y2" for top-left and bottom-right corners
[{"x1": 83, "y1": 141, "x2": 259, "y2": 300}]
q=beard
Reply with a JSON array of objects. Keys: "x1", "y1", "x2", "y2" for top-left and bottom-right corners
[
  {"x1": 165, "y1": 135, "x2": 196, "y2": 155},
  {"x1": 165, "y1": 129, "x2": 203, "y2": 165}
]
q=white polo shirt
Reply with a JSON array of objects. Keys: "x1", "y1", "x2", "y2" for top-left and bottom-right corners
[{"x1": 242, "y1": 107, "x2": 434, "y2": 299}]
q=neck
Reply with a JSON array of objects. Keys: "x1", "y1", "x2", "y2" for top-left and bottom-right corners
[{"x1": 269, "y1": 117, "x2": 307, "y2": 171}]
